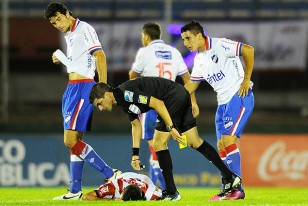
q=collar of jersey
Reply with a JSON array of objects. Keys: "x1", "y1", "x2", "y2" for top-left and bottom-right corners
[
  {"x1": 149, "y1": 39, "x2": 164, "y2": 45},
  {"x1": 70, "y1": 18, "x2": 80, "y2": 32},
  {"x1": 205, "y1": 36, "x2": 212, "y2": 50}
]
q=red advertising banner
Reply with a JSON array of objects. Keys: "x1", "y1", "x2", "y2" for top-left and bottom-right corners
[{"x1": 241, "y1": 134, "x2": 308, "y2": 187}]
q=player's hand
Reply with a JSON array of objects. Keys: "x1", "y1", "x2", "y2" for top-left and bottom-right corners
[
  {"x1": 131, "y1": 155, "x2": 142, "y2": 171},
  {"x1": 52, "y1": 53, "x2": 61, "y2": 65},
  {"x1": 238, "y1": 78, "x2": 250, "y2": 98},
  {"x1": 170, "y1": 128, "x2": 186, "y2": 146},
  {"x1": 192, "y1": 102, "x2": 200, "y2": 118}
]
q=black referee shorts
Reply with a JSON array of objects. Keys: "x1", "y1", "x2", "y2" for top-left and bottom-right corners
[{"x1": 155, "y1": 87, "x2": 196, "y2": 133}]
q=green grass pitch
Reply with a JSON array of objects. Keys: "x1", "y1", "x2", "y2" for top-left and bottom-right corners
[{"x1": 0, "y1": 187, "x2": 306, "y2": 206}]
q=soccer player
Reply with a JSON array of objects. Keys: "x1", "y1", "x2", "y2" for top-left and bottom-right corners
[
  {"x1": 128, "y1": 22, "x2": 199, "y2": 190},
  {"x1": 89, "y1": 77, "x2": 241, "y2": 201},
  {"x1": 181, "y1": 20, "x2": 255, "y2": 200},
  {"x1": 81, "y1": 172, "x2": 162, "y2": 201},
  {"x1": 44, "y1": 2, "x2": 120, "y2": 200}
]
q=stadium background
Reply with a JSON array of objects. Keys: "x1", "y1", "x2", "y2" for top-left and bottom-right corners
[{"x1": 0, "y1": 0, "x2": 307, "y2": 188}]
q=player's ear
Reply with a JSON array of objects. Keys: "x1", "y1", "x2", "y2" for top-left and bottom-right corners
[
  {"x1": 105, "y1": 92, "x2": 112, "y2": 99},
  {"x1": 198, "y1": 33, "x2": 202, "y2": 40}
]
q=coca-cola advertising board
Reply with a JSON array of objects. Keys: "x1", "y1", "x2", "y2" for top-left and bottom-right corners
[{"x1": 241, "y1": 134, "x2": 308, "y2": 187}]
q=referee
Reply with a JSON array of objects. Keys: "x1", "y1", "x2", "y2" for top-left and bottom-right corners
[{"x1": 89, "y1": 77, "x2": 241, "y2": 201}]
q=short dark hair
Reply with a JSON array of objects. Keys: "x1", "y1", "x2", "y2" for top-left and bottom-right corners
[
  {"x1": 89, "y1": 83, "x2": 112, "y2": 104},
  {"x1": 44, "y1": 2, "x2": 71, "y2": 20},
  {"x1": 180, "y1": 20, "x2": 206, "y2": 38},
  {"x1": 143, "y1": 22, "x2": 161, "y2": 40},
  {"x1": 121, "y1": 184, "x2": 144, "y2": 201}
]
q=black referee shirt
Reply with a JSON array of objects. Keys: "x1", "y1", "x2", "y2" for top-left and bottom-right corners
[{"x1": 112, "y1": 77, "x2": 189, "y2": 122}]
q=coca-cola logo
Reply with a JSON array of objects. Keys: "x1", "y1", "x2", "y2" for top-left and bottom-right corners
[{"x1": 258, "y1": 141, "x2": 308, "y2": 181}]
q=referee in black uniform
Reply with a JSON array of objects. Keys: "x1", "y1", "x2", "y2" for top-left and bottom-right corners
[{"x1": 89, "y1": 77, "x2": 241, "y2": 201}]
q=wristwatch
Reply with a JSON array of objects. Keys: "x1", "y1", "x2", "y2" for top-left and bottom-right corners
[{"x1": 166, "y1": 125, "x2": 174, "y2": 132}]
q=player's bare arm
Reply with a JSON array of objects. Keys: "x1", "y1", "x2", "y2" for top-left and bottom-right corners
[
  {"x1": 181, "y1": 73, "x2": 199, "y2": 118},
  {"x1": 93, "y1": 50, "x2": 107, "y2": 83},
  {"x1": 184, "y1": 80, "x2": 200, "y2": 95},
  {"x1": 81, "y1": 191, "x2": 100, "y2": 201},
  {"x1": 129, "y1": 70, "x2": 140, "y2": 80},
  {"x1": 238, "y1": 44, "x2": 254, "y2": 97},
  {"x1": 130, "y1": 118, "x2": 143, "y2": 170}
]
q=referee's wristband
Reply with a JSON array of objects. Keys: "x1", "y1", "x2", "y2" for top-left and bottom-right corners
[{"x1": 132, "y1": 148, "x2": 140, "y2": 156}]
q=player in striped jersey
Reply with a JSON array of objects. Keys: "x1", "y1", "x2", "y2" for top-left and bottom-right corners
[
  {"x1": 181, "y1": 21, "x2": 255, "y2": 200},
  {"x1": 81, "y1": 172, "x2": 162, "y2": 201},
  {"x1": 129, "y1": 22, "x2": 198, "y2": 191},
  {"x1": 44, "y1": 2, "x2": 118, "y2": 200}
]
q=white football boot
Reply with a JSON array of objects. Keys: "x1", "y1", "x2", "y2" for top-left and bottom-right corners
[{"x1": 53, "y1": 190, "x2": 82, "y2": 200}]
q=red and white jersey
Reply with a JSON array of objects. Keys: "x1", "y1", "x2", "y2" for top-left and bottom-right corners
[
  {"x1": 95, "y1": 172, "x2": 162, "y2": 200},
  {"x1": 64, "y1": 18, "x2": 102, "y2": 78},
  {"x1": 191, "y1": 36, "x2": 253, "y2": 105},
  {"x1": 131, "y1": 40, "x2": 188, "y2": 81}
]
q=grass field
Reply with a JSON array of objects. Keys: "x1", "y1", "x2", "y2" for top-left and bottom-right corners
[{"x1": 0, "y1": 187, "x2": 306, "y2": 206}]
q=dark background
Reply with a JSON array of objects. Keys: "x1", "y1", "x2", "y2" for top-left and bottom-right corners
[{"x1": 1, "y1": 0, "x2": 307, "y2": 134}]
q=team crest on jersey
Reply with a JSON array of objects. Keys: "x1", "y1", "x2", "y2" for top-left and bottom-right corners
[
  {"x1": 138, "y1": 95, "x2": 148, "y2": 104},
  {"x1": 64, "y1": 112, "x2": 72, "y2": 123},
  {"x1": 124, "y1": 90, "x2": 134, "y2": 102},
  {"x1": 211, "y1": 55, "x2": 218, "y2": 63},
  {"x1": 129, "y1": 104, "x2": 141, "y2": 114},
  {"x1": 224, "y1": 117, "x2": 233, "y2": 130}
]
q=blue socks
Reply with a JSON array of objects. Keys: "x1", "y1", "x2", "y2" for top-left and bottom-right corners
[
  {"x1": 70, "y1": 140, "x2": 114, "y2": 193},
  {"x1": 225, "y1": 144, "x2": 242, "y2": 191}
]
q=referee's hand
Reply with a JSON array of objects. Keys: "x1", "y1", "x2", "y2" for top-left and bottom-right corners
[
  {"x1": 131, "y1": 156, "x2": 143, "y2": 171},
  {"x1": 170, "y1": 128, "x2": 186, "y2": 146}
]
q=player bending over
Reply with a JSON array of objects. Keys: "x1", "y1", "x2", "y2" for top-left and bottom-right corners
[{"x1": 89, "y1": 77, "x2": 241, "y2": 201}]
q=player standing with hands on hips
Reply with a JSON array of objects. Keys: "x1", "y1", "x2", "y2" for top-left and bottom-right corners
[
  {"x1": 181, "y1": 20, "x2": 255, "y2": 200},
  {"x1": 44, "y1": 2, "x2": 120, "y2": 200},
  {"x1": 89, "y1": 77, "x2": 241, "y2": 201},
  {"x1": 129, "y1": 22, "x2": 199, "y2": 190}
]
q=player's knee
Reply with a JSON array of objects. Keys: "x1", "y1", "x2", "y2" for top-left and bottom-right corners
[
  {"x1": 188, "y1": 136, "x2": 203, "y2": 149},
  {"x1": 221, "y1": 135, "x2": 236, "y2": 147},
  {"x1": 63, "y1": 137, "x2": 77, "y2": 149},
  {"x1": 217, "y1": 140, "x2": 224, "y2": 150},
  {"x1": 153, "y1": 139, "x2": 167, "y2": 151}
]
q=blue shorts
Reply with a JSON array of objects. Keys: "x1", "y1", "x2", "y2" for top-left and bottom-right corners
[
  {"x1": 139, "y1": 109, "x2": 157, "y2": 140},
  {"x1": 62, "y1": 79, "x2": 95, "y2": 132},
  {"x1": 215, "y1": 89, "x2": 254, "y2": 140}
]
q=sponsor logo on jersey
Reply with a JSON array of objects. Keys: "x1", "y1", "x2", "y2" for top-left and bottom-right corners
[
  {"x1": 69, "y1": 38, "x2": 73, "y2": 47},
  {"x1": 129, "y1": 104, "x2": 141, "y2": 114},
  {"x1": 84, "y1": 32, "x2": 89, "y2": 42},
  {"x1": 124, "y1": 91, "x2": 134, "y2": 102},
  {"x1": 207, "y1": 70, "x2": 225, "y2": 85},
  {"x1": 155, "y1": 51, "x2": 172, "y2": 60},
  {"x1": 87, "y1": 53, "x2": 92, "y2": 68},
  {"x1": 232, "y1": 59, "x2": 238, "y2": 70},
  {"x1": 221, "y1": 44, "x2": 230, "y2": 51},
  {"x1": 138, "y1": 95, "x2": 148, "y2": 104}
]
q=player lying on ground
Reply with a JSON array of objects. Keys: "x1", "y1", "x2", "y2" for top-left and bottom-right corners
[{"x1": 81, "y1": 172, "x2": 162, "y2": 201}]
